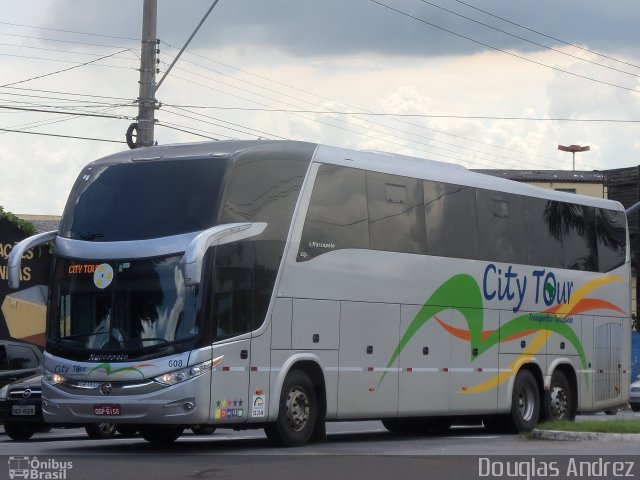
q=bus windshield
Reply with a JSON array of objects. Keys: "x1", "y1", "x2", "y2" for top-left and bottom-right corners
[
  {"x1": 60, "y1": 157, "x2": 228, "y2": 241},
  {"x1": 48, "y1": 255, "x2": 202, "y2": 354}
]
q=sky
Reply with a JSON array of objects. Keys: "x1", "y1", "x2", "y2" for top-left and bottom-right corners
[{"x1": 1, "y1": 0, "x2": 640, "y2": 215}]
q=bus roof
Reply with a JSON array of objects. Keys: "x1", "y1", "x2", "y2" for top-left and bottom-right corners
[{"x1": 88, "y1": 140, "x2": 624, "y2": 213}]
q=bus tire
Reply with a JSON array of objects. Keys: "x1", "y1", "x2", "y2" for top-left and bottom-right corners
[
  {"x1": 191, "y1": 425, "x2": 216, "y2": 435},
  {"x1": 265, "y1": 370, "x2": 317, "y2": 447},
  {"x1": 140, "y1": 425, "x2": 184, "y2": 444},
  {"x1": 544, "y1": 370, "x2": 574, "y2": 421},
  {"x1": 509, "y1": 369, "x2": 540, "y2": 432},
  {"x1": 85, "y1": 423, "x2": 117, "y2": 439},
  {"x1": 116, "y1": 424, "x2": 140, "y2": 437}
]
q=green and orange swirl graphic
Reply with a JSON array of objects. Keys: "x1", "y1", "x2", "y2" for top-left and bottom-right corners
[{"x1": 380, "y1": 274, "x2": 625, "y2": 393}]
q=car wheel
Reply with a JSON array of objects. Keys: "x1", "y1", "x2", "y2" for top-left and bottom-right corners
[
  {"x1": 4, "y1": 423, "x2": 37, "y2": 441},
  {"x1": 85, "y1": 423, "x2": 117, "y2": 439}
]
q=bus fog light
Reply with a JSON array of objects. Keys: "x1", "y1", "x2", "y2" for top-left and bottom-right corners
[{"x1": 183, "y1": 402, "x2": 195, "y2": 411}]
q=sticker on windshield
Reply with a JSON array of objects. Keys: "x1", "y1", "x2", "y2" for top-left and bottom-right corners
[{"x1": 93, "y1": 263, "x2": 114, "y2": 289}]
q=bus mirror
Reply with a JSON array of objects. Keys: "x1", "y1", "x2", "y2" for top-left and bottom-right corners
[
  {"x1": 181, "y1": 222, "x2": 267, "y2": 286},
  {"x1": 7, "y1": 230, "x2": 58, "y2": 289}
]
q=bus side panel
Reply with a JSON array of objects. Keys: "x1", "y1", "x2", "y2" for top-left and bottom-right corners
[
  {"x1": 337, "y1": 301, "x2": 399, "y2": 418},
  {"x1": 578, "y1": 315, "x2": 595, "y2": 411},
  {"x1": 210, "y1": 339, "x2": 251, "y2": 425},
  {"x1": 292, "y1": 299, "x2": 339, "y2": 350},
  {"x1": 248, "y1": 327, "x2": 273, "y2": 424},
  {"x1": 398, "y1": 305, "x2": 451, "y2": 415},
  {"x1": 449, "y1": 308, "x2": 499, "y2": 413},
  {"x1": 592, "y1": 317, "x2": 625, "y2": 410}
]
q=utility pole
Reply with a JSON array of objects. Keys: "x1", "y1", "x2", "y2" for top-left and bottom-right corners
[
  {"x1": 129, "y1": 0, "x2": 158, "y2": 149},
  {"x1": 126, "y1": 0, "x2": 221, "y2": 149}
]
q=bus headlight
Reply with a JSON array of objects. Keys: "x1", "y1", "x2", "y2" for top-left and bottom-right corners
[
  {"x1": 43, "y1": 370, "x2": 65, "y2": 386},
  {"x1": 154, "y1": 360, "x2": 213, "y2": 386}
]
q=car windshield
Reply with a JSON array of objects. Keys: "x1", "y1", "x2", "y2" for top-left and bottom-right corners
[{"x1": 48, "y1": 255, "x2": 202, "y2": 353}]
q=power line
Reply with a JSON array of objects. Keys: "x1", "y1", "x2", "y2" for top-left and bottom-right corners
[
  {"x1": 0, "y1": 104, "x2": 135, "y2": 120},
  {"x1": 156, "y1": 121, "x2": 223, "y2": 140},
  {"x1": 0, "y1": 41, "x2": 140, "y2": 60},
  {"x1": 159, "y1": 105, "x2": 640, "y2": 124},
  {"x1": 0, "y1": 127, "x2": 125, "y2": 143},
  {"x1": 0, "y1": 49, "x2": 132, "y2": 88},
  {"x1": 0, "y1": 20, "x2": 138, "y2": 42},
  {"x1": 417, "y1": 0, "x2": 640, "y2": 79},
  {"x1": 162, "y1": 105, "x2": 286, "y2": 140},
  {"x1": 368, "y1": 0, "x2": 639, "y2": 93},
  {"x1": 162, "y1": 43, "x2": 575, "y2": 166},
  {"x1": 451, "y1": 0, "x2": 640, "y2": 71},
  {"x1": 0, "y1": 85, "x2": 133, "y2": 102},
  {"x1": 0, "y1": 32, "x2": 134, "y2": 50}
]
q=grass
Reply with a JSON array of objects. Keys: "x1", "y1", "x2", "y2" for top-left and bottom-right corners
[{"x1": 537, "y1": 419, "x2": 640, "y2": 434}]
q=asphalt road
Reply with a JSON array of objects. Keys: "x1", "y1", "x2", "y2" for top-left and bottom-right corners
[{"x1": 1, "y1": 415, "x2": 639, "y2": 480}]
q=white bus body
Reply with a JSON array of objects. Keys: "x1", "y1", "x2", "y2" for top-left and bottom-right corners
[{"x1": 10, "y1": 141, "x2": 631, "y2": 445}]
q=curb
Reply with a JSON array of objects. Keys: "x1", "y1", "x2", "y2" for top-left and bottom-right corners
[{"x1": 531, "y1": 429, "x2": 640, "y2": 442}]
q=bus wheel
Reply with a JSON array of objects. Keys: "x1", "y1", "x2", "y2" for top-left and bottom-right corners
[
  {"x1": 544, "y1": 370, "x2": 574, "y2": 421},
  {"x1": 116, "y1": 424, "x2": 140, "y2": 437},
  {"x1": 140, "y1": 425, "x2": 184, "y2": 444},
  {"x1": 509, "y1": 369, "x2": 540, "y2": 432},
  {"x1": 265, "y1": 370, "x2": 317, "y2": 447},
  {"x1": 191, "y1": 425, "x2": 216, "y2": 435},
  {"x1": 85, "y1": 423, "x2": 117, "y2": 439}
]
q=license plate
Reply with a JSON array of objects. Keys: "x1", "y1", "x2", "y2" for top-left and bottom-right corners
[
  {"x1": 93, "y1": 404, "x2": 121, "y2": 416},
  {"x1": 12, "y1": 405, "x2": 36, "y2": 416}
]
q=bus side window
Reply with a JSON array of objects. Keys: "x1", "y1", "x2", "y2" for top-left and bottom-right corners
[
  {"x1": 596, "y1": 208, "x2": 626, "y2": 272},
  {"x1": 298, "y1": 164, "x2": 369, "y2": 261},
  {"x1": 366, "y1": 171, "x2": 426, "y2": 255},
  {"x1": 213, "y1": 267, "x2": 253, "y2": 339},
  {"x1": 424, "y1": 181, "x2": 479, "y2": 260},
  {"x1": 476, "y1": 189, "x2": 526, "y2": 264}
]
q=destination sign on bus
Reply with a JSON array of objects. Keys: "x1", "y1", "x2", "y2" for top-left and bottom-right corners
[{"x1": 67, "y1": 263, "x2": 100, "y2": 275}]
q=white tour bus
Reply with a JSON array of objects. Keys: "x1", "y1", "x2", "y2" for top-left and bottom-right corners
[{"x1": 9, "y1": 140, "x2": 631, "y2": 445}]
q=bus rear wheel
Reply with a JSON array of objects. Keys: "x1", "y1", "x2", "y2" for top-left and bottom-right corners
[
  {"x1": 265, "y1": 370, "x2": 318, "y2": 447},
  {"x1": 544, "y1": 370, "x2": 574, "y2": 421},
  {"x1": 509, "y1": 369, "x2": 540, "y2": 432}
]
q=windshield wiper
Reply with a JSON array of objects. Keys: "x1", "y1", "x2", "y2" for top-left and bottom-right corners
[
  {"x1": 52, "y1": 327, "x2": 106, "y2": 349},
  {"x1": 79, "y1": 232, "x2": 104, "y2": 240}
]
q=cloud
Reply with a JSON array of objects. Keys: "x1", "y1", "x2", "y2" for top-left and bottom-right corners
[{"x1": 40, "y1": 0, "x2": 640, "y2": 58}]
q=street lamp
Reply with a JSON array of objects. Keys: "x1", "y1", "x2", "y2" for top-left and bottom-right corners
[{"x1": 558, "y1": 144, "x2": 590, "y2": 171}]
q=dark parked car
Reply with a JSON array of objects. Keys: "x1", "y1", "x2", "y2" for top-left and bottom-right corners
[
  {"x1": 0, "y1": 340, "x2": 43, "y2": 388},
  {"x1": 0, "y1": 374, "x2": 127, "y2": 441}
]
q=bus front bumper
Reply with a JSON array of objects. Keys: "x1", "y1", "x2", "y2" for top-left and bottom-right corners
[{"x1": 41, "y1": 376, "x2": 211, "y2": 425}]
